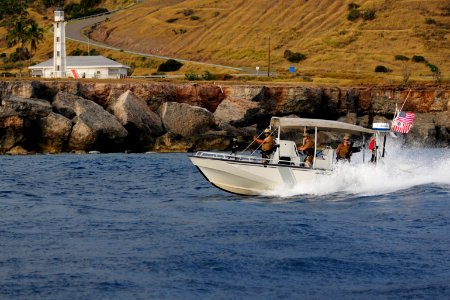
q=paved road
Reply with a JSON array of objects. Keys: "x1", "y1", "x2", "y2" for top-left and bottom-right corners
[{"x1": 65, "y1": 12, "x2": 246, "y2": 72}]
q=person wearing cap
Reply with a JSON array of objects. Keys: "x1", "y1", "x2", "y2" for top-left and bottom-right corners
[
  {"x1": 298, "y1": 132, "x2": 314, "y2": 167},
  {"x1": 253, "y1": 128, "x2": 275, "y2": 159},
  {"x1": 336, "y1": 134, "x2": 352, "y2": 162}
]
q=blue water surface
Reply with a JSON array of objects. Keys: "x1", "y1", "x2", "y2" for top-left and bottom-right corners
[{"x1": 1, "y1": 153, "x2": 449, "y2": 299}]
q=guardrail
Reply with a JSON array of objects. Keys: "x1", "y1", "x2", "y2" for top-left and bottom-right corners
[{"x1": 69, "y1": 11, "x2": 112, "y2": 21}]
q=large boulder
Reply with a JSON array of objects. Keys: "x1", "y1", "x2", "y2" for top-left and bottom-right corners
[
  {"x1": 0, "y1": 96, "x2": 51, "y2": 119},
  {"x1": 435, "y1": 111, "x2": 450, "y2": 146},
  {"x1": 0, "y1": 81, "x2": 39, "y2": 99},
  {"x1": 0, "y1": 116, "x2": 25, "y2": 153},
  {"x1": 154, "y1": 132, "x2": 195, "y2": 152},
  {"x1": 154, "y1": 131, "x2": 232, "y2": 152},
  {"x1": 0, "y1": 96, "x2": 52, "y2": 152},
  {"x1": 53, "y1": 91, "x2": 128, "y2": 152},
  {"x1": 108, "y1": 90, "x2": 163, "y2": 151},
  {"x1": 214, "y1": 97, "x2": 259, "y2": 125},
  {"x1": 6, "y1": 145, "x2": 29, "y2": 155},
  {"x1": 38, "y1": 112, "x2": 73, "y2": 153},
  {"x1": 161, "y1": 102, "x2": 215, "y2": 137}
]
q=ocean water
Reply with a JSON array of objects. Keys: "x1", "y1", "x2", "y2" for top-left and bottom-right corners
[{"x1": 1, "y1": 148, "x2": 450, "y2": 299}]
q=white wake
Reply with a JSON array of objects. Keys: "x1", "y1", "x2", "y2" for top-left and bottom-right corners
[{"x1": 272, "y1": 143, "x2": 450, "y2": 197}]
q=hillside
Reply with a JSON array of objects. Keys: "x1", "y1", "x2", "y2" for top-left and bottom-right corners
[{"x1": 89, "y1": 0, "x2": 449, "y2": 82}]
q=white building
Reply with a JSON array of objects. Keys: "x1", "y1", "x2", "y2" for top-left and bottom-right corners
[
  {"x1": 29, "y1": 8, "x2": 129, "y2": 79},
  {"x1": 30, "y1": 56, "x2": 130, "y2": 78}
]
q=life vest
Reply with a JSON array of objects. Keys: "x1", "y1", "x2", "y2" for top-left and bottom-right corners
[
  {"x1": 338, "y1": 144, "x2": 351, "y2": 159},
  {"x1": 369, "y1": 139, "x2": 375, "y2": 151},
  {"x1": 261, "y1": 136, "x2": 274, "y2": 152}
]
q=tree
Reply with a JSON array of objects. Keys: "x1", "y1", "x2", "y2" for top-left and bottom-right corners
[
  {"x1": 7, "y1": 17, "x2": 44, "y2": 61},
  {"x1": 25, "y1": 19, "x2": 44, "y2": 55},
  {"x1": 7, "y1": 18, "x2": 29, "y2": 61},
  {"x1": 0, "y1": 0, "x2": 29, "y2": 22}
]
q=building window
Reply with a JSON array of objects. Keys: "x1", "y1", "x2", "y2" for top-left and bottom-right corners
[
  {"x1": 56, "y1": 37, "x2": 59, "y2": 42},
  {"x1": 57, "y1": 51, "x2": 60, "y2": 57},
  {"x1": 56, "y1": 23, "x2": 59, "y2": 28},
  {"x1": 57, "y1": 65, "x2": 60, "y2": 71}
]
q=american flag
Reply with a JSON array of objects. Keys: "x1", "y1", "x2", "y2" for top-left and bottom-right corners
[{"x1": 392, "y1": 111, "x2": 415, "y2": 133}]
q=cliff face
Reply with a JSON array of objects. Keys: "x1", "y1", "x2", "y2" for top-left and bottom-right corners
[{"x1": 0, "y1": 80, "x2": 448, "y2": 154}]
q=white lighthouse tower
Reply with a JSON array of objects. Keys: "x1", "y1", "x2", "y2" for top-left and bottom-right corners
[{"x1": 53, "y1": 7, "x2": 66, "y2": 77}]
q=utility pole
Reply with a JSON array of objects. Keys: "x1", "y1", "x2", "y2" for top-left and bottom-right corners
[{"x1": 267, "y1": 34, "x2": 271, "y2": 77}]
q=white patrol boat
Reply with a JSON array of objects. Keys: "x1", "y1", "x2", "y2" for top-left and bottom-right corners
[{"x1": 189, "y1": 117, "x2": 389, "y2": 196}]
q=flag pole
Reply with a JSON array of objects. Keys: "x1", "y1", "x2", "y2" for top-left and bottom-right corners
[
  {"x1": 391, "y1": 89, "x2": 412, "y2": 131},
  {"x1": 398, "y1": 89, "x2": 412, "y2": 114}
]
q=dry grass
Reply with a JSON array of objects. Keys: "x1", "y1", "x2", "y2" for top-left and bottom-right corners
[{"x1": 89, "y1": 0, "x2": 449, "y2": 81}]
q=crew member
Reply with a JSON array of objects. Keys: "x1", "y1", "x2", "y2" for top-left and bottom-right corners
[
  {"x1": 336, "y1": 134, "x2": 352, "y2": 162},
  {"x1": 253, "y1": 129, "x2": 275, "y2": 159},
  {"x1": 298, "y1": 133, "x2": 314, "y2": 167},
  {"x1": 369, "y1": 136, "x2": 376, "y2": 163}
]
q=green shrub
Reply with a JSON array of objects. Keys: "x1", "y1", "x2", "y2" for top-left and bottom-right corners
[
  {"x1": 185, "y1": 72, "x2": 199, "y2": 81},
  {"x1": 289, "y1": 53, "x2": 306, "y2": 63},
  {"x1": 172, "y1": 28, "x2": 187, "y2": 35},
  {"x1": 166, "y1": 18, "x2": 178, "y2": 23},
  {"x1": 347, "y1": 9, "x2": 360, "y2": 21},
  {"x1": 395, "y1": 55, "x2": 409, "y2": 61},
  {"x1": 348, "y1": 3, "x2": 360, "y2": 10},
  {"x1": 157, "y1": 59, "x2": 183, "y2": 72},
  {"x1": 284, "y1": 50, "x2": 306, "y2": 63},
  {"x1": 362, "y1": 9, "x2": 376, "y2": 20},
  {"x1": 182, "y1": 9, "x2": 194, "y2": 16},
  {"x1": 427, "y1": 63, "x2": 439, "y2": 73},
  {"x1": 412, "y1": 55, "x2": 426, "y2": 63},
  {"x1": 69, "y1": 48, "x2": 83, "y2": 56},
  {"x1": 9, "y1": 52, "x2": 19, "y2": 63},
  {"x1": 425, "y1": 18, "x2": 436, "y2": 25},
  {"x1": 202, "y1": 71, "x2": 216, "y2": 80},
  {"x1": 43, "y1": 0, "x2": 58, "y2": 7},
  {"x1": 214, "y1": 74, "x2": 233, "y2": 80},
  {"x1": 190, "y1": 15, "x2": 200, "y2": 21},
  {"x1": 374, "y1": 65, "x2": 391, "y2": 73}
]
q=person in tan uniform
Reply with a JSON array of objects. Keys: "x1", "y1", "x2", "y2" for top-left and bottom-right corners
[
  {"x1": 298, "y1": 133, "x2": 314, "y2": 167},
  {"x1": 336, "y1": 134, "x2": 352, "y2": 162},
  {"x1": 253, "y1": 128, "x2": 275, "y2": 159}
]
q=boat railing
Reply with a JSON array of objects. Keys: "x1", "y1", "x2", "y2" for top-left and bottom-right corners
[
  {"x1": 194, "y1": 151, "x2": 307, "y2": 167},
  {"x1": 194, "y1": 151, "x2": 264, "y2": 162}
]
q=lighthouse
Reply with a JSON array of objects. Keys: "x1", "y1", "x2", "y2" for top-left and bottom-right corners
[{"x1": 53, "y1": 7, "x2": 66, "y2": 77}]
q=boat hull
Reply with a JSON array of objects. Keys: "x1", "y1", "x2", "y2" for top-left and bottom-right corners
[{"x1": 189, "y1": 156, "x2": 329, "y2": 196}]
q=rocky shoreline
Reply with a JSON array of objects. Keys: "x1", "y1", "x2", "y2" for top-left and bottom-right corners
[{"x1": 0, "y1": 80, "x2": 448, "y2": 154}]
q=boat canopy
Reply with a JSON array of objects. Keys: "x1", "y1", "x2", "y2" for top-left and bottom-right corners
[{"x1": 270, "y1": 117, "x2": 375, "y2": 135}]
